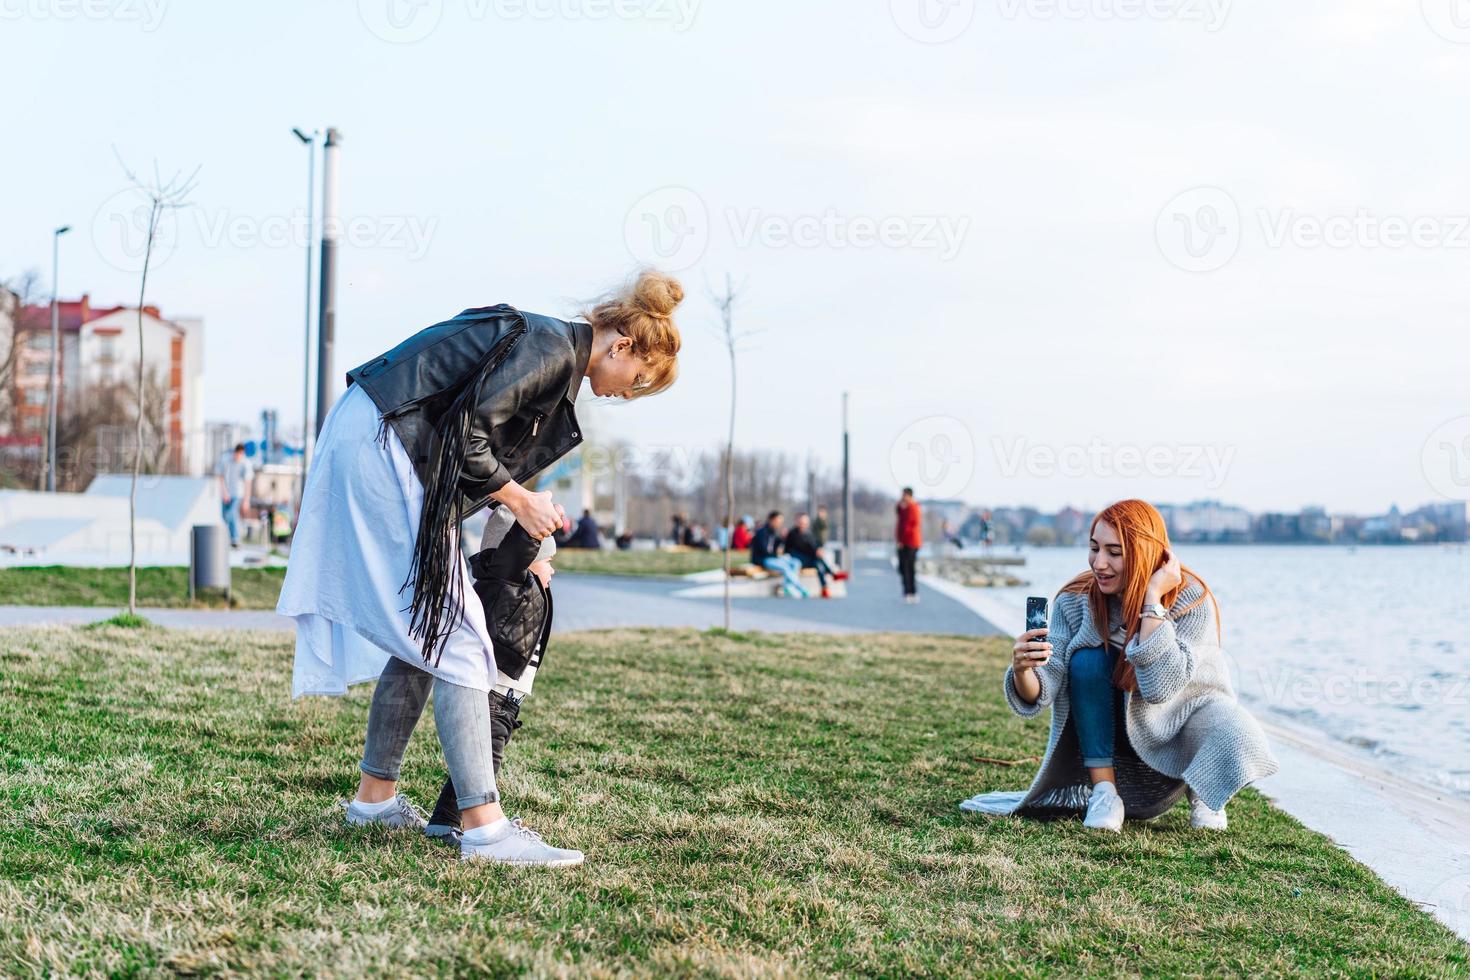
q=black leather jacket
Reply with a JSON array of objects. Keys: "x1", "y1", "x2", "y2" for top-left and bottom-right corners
[
  {"x1": 345, "y1": 304, "x2": 593, "y2": 519},
  {"x1": 469, "y1": 521, "x2": 551, "y2": 681}
]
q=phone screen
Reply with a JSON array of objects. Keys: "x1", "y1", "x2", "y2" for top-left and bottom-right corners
[{"x1": 1025, "y1": 596, "x2": 1048, "y2": 633}]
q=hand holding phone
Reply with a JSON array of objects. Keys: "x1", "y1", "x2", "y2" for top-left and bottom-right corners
[{"x1": 1013, "y1": 596, "x2": 1052, "y2": 672}]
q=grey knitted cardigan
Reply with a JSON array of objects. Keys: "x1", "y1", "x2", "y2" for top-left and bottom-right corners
[{"x1": 962, "y1": 578, "x2": 1278, "y2": 816}]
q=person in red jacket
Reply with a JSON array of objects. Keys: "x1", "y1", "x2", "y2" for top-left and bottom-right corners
[
  {"x1": 731, "y1": 517, "x2": 753, "y2": 551},
  {"x1": 896, "y1": 487, "x2": 922, "y2": 603}
]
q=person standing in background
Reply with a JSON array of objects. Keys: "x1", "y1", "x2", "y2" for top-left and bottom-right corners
[
  {"x1": 564, "y1": 509, "x2": 602, "y2": 549},
  {"x1": 896, "y1": 487, "x2": 922, "y2": 604},
  {"x1": 217, "y1": 443, "x2": 254, "y2": 548},
  {"x1": 813, "y1": 505, "x2": 829, "y2": 548}
]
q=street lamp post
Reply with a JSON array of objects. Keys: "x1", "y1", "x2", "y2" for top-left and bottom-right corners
[
  {"x1": 45, "y1": 224, "x2": 72, "y2": 493},
  {"x1": 842, "y1": 391, "x2": 852, "y2": 571},
  {"x1": 315, "y1": 127, "x2": 342, "y2": 436},
  {"x1": 292, "y1": 127, "x2": 318, "y2": 511}
]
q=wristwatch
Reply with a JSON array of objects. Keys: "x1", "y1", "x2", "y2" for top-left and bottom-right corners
[{"x1": 1140, "y1": 602, "x2": 1169, "y2": 622}]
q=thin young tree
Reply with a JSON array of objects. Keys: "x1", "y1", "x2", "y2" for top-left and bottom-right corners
[
  {"x1": 114, "y1": 151, "x2": 199, "y2": 615},
  {"x1": 707, "y1": 272, "x2": 757, "y2": 631},
  {"x1": 0, "y1": 270, "x2": 43, "y2": 485}
]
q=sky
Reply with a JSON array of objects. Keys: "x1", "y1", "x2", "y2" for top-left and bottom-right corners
[{"x1": 3, "y1": 0, "x2": 1468, "y2": 516}]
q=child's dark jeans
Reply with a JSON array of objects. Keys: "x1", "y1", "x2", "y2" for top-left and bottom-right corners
[{"x1": 427, "y1": 690, "x2": 523, "y2": 829}]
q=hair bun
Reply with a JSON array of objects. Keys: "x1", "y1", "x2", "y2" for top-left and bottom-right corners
[
  {"x1": 632, "y1": 269, "x2": 684, "y2": 319},
  {"x1": 581, "y1": 269, "x2": 683, "y2": 398}
]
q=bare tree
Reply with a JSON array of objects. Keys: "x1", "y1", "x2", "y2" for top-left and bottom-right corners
[
  {"x1": 708, "y1": 272, "x2": 759, "y2": 631},
  {"x1": 114, "y1": 152, "x2": 199, "y2": 616},
  {"x1": 0, "y1": 270, "x2": 44, "y2": 485}
]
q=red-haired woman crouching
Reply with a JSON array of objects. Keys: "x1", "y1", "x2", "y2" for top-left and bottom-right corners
[{"x1": 961, "y1": 499, "x2": 1278, "y2": 831}]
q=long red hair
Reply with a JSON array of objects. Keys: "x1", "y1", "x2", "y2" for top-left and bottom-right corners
[{"x1": 1058, "y1": 499, "x2": 1219, "y2": 690}]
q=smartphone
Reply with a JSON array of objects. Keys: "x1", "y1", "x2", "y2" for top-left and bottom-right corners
[{"x1": 1025, "y1": 596, "x2": 1048, "y2": 634}]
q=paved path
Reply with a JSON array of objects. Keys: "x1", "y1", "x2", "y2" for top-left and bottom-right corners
[
  {"x1": 0, "y1": 558, "x2": 1003, "y2": 638},
  {"x1": 559, "y1": 558, "x2": 1005, "y2": 636},
  {"x1": 0, "y1": 606, "x2": 291, "y2": 630}
]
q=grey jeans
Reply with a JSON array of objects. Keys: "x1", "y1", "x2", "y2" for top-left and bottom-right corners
[{"x1": 359, "y1": 656, "x2": 499, "y2": 808}]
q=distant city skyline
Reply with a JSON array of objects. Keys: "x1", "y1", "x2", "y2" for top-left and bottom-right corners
[
  {"x1": 920, "y1": 497, "x2": 1467, "y2": 546},
  {"x1": 916, "y1": 495, "x2": 1467, "y2": 523}
]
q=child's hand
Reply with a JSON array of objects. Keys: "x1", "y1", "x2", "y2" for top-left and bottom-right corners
[{"x1": 529, "y1": 559, "x2": 554, "y2": 588}]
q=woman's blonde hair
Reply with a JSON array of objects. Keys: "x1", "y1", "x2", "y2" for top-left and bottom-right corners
[{"x1": 582, "y1": 268, "x2": 684, "y2": 398}]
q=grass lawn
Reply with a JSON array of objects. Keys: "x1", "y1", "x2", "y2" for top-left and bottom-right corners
[
  {"x1": 0, "y1": 565, "x2": 287, "y2": 610},
  {"x1": 550, "y1": 548, "x2": 728, "y2": 577},
  {"x1": 0, "y1": 626, "x2": 1464, "y2": 976}
]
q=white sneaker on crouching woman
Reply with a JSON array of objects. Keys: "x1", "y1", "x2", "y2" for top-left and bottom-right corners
[
  {"x1": 344, "y1": 793, "x2": 428, "y2": 830},
  {"x1": 1188, "y1": 790, "x2": 1228, "y2": 830},
  {"x1": 461, "y1": 817, "x2": 584, "y2": 867},
  {"x1": 1083, "y1": 780, "x2": 1125, "y2": 832}
]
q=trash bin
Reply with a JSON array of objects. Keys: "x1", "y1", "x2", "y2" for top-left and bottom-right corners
[{"x1": 190, "y1": 524, "x2": 231, "y2": 602}]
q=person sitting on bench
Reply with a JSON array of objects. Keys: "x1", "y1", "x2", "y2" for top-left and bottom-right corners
[
  {"x1": 751, "y1": 511, "x2": 808, "y2": 598},
  {"x1": 784, "y1": 511, "x2": 835, "y2": 598}
]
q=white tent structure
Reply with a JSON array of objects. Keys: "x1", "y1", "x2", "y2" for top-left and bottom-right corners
[{"x1": 0, "y1": 476, "x2": 221, "y2": 566}]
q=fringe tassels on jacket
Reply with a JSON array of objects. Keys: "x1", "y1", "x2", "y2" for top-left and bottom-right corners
[
  {"x1": 390, "y1": 323, "x2": 526, "y2": 667},
  {"x1": 396, "y1": 371, "x2": 479, "y2": 666}
]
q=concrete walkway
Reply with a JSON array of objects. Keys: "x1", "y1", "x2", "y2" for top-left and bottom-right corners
[
  {"x1": 0, "y1": 606, "x2": 290, "y2": 630},
  {"x1": 0, "y1": 558, "x2": 1002, "y2": 637}
]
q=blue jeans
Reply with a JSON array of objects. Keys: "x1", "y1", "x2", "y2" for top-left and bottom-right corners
[
  {"x1": 359, "y1": 656, "x2": 500, "y2": 809},
  {"x1": 1069, "y1": 645, "x2": 1118, "y2": 769},
  {"x1": 761, "y1": 555, "x2": 807, "y2": 595},
  {"x1": 221, "y1": 497, "x2": 242, "y2": 544}
]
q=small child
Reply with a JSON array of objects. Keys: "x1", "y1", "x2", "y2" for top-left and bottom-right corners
[{"x1": 424, "y1": 503, "x2": 556, "y2": 843}]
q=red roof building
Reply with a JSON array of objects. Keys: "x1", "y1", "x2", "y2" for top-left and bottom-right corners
[{"x1": 7, "y1": 293, "x2": 205, "y2": 475}]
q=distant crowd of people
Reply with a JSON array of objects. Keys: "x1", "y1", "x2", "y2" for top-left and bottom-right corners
[
  {"x1": 656, "y1": 507, "x2": 848, "y2": 599},
  {"x1": 667, "y1": 513, "x2": 715, "y2": 550},
  {"x1": 562, "y1": 493, "x2": 930, "y2": 606}
]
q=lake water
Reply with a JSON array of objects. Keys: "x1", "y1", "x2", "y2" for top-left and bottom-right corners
[{"x1": 953, "y1": 544, "x2": 1470, "y2": 801}]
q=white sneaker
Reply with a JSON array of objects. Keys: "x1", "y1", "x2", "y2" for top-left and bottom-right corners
[
  {"x1": 1083, "y1": 780, "x2": 1125, "y2": 832},
  {"x1": 1189, "y1": 794, "x2": 1228, "y2": 830},
  {"x1": 461, "y1": 818, "x2": 585, "y2": 868},
  {"x1": 344, "y1": 793, "x2": 428, "y2": 831}
]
